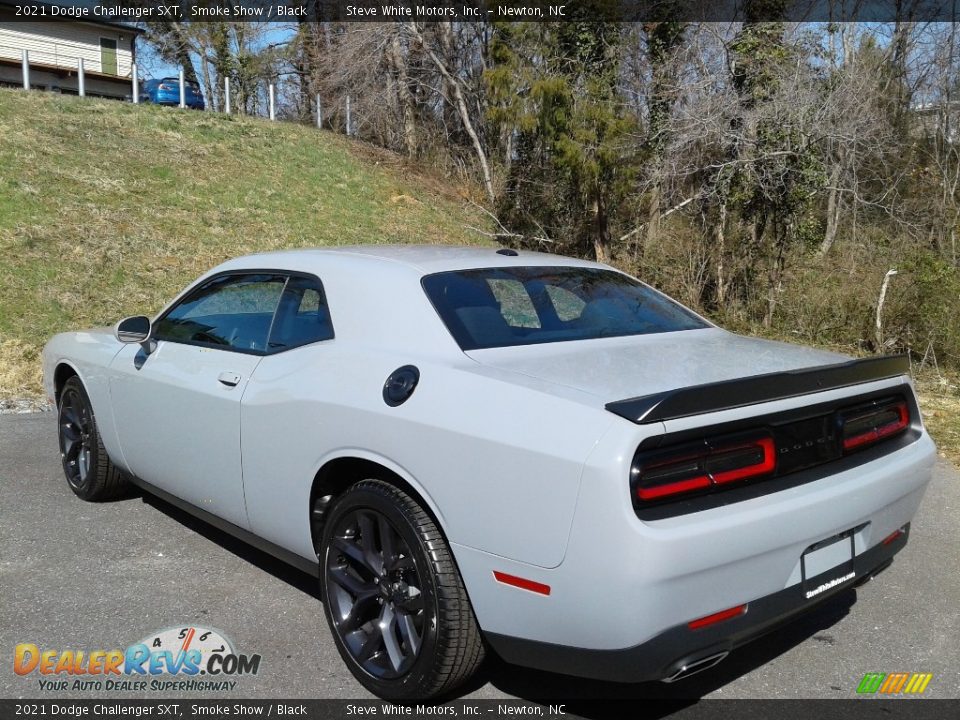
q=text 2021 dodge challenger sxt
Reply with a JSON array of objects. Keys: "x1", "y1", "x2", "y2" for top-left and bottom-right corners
[{"x1": 42, "y1": 245, "x2": 934, "y2": 699}]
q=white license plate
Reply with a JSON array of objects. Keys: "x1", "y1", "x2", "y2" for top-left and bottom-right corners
[{"x1": 801, "y1": 533, "x2": 855, "y2": 599}]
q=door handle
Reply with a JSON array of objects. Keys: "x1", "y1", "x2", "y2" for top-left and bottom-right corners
[{"x1": 217, "y1": 371, "x2": 242, "y2": 387}]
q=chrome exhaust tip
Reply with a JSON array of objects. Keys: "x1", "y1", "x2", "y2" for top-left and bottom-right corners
[{"x1": 661, "y1": 651, "x2": 729, "y2": 683}]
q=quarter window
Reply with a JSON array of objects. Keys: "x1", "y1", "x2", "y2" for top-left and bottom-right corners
[{"x1": 267, "y1": 276, "x2": 335, "y2": 351}]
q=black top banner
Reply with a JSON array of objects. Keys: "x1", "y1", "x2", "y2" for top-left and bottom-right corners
[{"x1": 2, "y1": 0, "x2": 960, "y2": 23}]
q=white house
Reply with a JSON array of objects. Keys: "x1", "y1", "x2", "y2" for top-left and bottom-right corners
[{"x1": 0, "y1": 0, "x2": 143, "y2": 99}]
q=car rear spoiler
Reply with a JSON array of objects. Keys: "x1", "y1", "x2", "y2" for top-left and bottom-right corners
[{"x1": 605, "y1": 354, "x2": 911, "y2": 425}]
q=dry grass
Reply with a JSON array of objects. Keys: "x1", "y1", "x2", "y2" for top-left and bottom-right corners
[
  {"x1": 3, "y1": 90, "x2": 958, "y2": 469},
  {"x1": 914, "y1": 370, "x2": 960, "y2": 467},
  {"x1": 0, "y1": 89, "x2": 490, "y2": 398},
  {"x1": 0, "y1": 339, "x2": 42, "y2": 399}
]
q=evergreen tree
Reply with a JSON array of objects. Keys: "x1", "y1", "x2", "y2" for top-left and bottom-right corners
[{"x1": 485, "y1": 6, "x2": 637, "y2": 260}]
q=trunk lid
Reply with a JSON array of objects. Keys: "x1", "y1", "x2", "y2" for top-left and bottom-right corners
[{"x1": 465, "y1": 328, "x2": 849, "y2": 403}]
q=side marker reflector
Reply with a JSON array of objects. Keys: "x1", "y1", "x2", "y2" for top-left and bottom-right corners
[
  {"x1": 688, "y1": 604, "x2": 747, "y2": 630},
  {"x1": 882, "y1": 528, "x2": 905, "y2": 545},
  {"x1": 493, "y1": 571, "x2": 551, "y2": 596}
]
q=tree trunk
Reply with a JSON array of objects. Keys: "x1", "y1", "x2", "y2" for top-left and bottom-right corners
[
  {"x1": 388, "y1": 32, "x2": 418, "y2": 157},
  {"x1": 593, "y1": 189, "x2": 610, "y2": 263},
  {"x1": 875, "y1": 269, "x2": 898, "y2": 349},
  {"x1": 891, "y1": 19, "x2": 911, "y2": 124},
  {"x1": 764, "y1": 221, "x2": 786, "y2": 328},
  {"x1": 818, "y1": 161, "x2": 843, "y2": 256},
  {"x1": 436, "y1": 22, "x2": 461, "y2": 144},
  {"x1": 715, "y1": 202, "x2": 728, "y2": 305},
  {"x1": 593, "y1": 237, "x2": 607, "y2": 263},
  {"x1": 199, "y1": 53, "x2": 214, "y2": 113},
  {"x1": 407, "y1": 22, "x2": 495, "y2": 204},
  {"x1": 168, "y1": 23, "x2": 200, "y2": 85},
  {"x1": 298, "y1": 4, "x2": 322, "y2": 121},
  {"x1": 643, "y1": 173, "x2": 661, "y2": 257}
]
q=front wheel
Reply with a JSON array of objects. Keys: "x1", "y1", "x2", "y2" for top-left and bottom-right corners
[
  {"x1": 57, "y1": 376, "x2": 127, "y2": 501},
  {"x1": 319, "y1": 480, "x2": 484, "y2": 699}
]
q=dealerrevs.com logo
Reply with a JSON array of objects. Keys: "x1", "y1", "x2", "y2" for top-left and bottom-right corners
[{"x1": 14, "y1": 626, "x2": 261, "y2": 692}]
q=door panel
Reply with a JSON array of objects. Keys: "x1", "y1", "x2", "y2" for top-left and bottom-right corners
[
  {"x1": 108, "y1": 272, "x2": 287, "y2": 529},
  {"x1": 99, "y1": 38, "x2": 118, "y2": 76},
  {"x1": 109, "y1": 340, "x2": 261, "y2": 528}
]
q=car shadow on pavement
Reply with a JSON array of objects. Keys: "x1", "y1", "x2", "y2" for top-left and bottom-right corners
[
  {"x1": 137, "y1": 488, "x2": 856, "y2": 716},
  {"x1": 139, "y1": 491, "x2": 322, "y2": 601}
]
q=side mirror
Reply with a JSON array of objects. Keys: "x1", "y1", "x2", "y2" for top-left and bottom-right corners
[{"x1": 115, "y1": 315, "x2": 152, "y2": 344}]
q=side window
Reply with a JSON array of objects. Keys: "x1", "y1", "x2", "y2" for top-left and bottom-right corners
[
  {"x1": 154, "y1": 274, "x2": 286, "y2": 353},
  {"x1": 267, "y1": 275, "x2": 334, "y2": 352}
]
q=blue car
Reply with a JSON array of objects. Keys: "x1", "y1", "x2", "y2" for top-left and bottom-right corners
[{"x1": 141, "y1": 77, "x2": 205, "y2": 110}]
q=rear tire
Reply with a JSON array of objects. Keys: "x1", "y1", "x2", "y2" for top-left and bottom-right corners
[
  {"x1": 319, "y1": 480, "x2": 484, "y2": 700},
  {"x1": 57, "y1": 376, "x2": 128, "y2": 501}
]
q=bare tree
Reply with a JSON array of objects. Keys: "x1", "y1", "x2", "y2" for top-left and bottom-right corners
[{"x1": 404, "y1": 22, "x2": 495, "y2": 203}]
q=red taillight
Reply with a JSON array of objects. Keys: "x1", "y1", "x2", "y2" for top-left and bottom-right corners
[
  {"x1": 841, "y1": 400, "x2": 909, "y2": 452},
  {"x1": 636, "y1": 474, "x2": 711, "y2": 501},
  {"x1": 635, "y1": 435, "x2": 776, "y2": 502},
  {"x1": 688, "y1": 604, "x2": 747, "y2": 630}
]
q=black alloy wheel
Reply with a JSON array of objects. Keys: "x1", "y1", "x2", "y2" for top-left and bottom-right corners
[
  {"x1": 319, "y1": 480, "x2": 484, "y2": 699},
  {"x1": 58, "y1": 382, "x2": 94, "y2": 493},
  {"x1": 57, "y1": 376, "x2": 127, "y2": 501},
  {"x1": 326, "y1": 506, "x2": 426, "y2": 679}
]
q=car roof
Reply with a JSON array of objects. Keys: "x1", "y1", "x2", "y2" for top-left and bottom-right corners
[
  {"x1": 146, "y1": 77, "x2": 198, "y2": 84},
  {"x1": 165, "y1": 246, "x2": 630, "y2": 358},
  {"x1": 214, "y1": 244, "x2": 609, "y2": 278}
]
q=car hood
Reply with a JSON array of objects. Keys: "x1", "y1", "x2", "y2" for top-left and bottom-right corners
[{"x1": 464, "y1": 328, "x2": 849, "y2": 402}]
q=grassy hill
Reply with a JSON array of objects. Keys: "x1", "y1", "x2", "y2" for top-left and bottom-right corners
[
  {"x1": 2, "y1": 89, "x2": 958, "y2": 465},
  {"x1": 0, "y1": 89, "x2": 488, "y2": 399}
]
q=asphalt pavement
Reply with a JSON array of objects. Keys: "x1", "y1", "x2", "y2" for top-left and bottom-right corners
[{"x1": 1, "y1": 412, "x2": 957, "y2": 708}]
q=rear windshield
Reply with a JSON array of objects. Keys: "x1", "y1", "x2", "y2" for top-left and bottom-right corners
[{"x1": 422, "y1": 266, "x2": 709, "y2": 350}]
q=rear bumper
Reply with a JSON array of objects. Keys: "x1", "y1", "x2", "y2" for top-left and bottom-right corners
[{"x1": 486, "y1": 526, "x2": 908, "y2": 683}]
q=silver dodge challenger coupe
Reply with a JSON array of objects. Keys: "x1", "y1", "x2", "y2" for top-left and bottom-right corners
[{"x1": 42, "y1": 245, "x2": 935, "y2": 699}]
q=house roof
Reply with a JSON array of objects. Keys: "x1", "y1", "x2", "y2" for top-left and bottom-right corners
[{"x1": 0, "y1": 0, "x2": 146, "y2": 33}]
